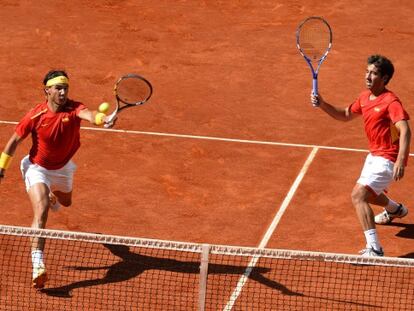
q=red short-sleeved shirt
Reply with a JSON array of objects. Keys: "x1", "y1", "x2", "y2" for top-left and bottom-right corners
[
  {"x1": 349, "y1": 89, "x2": 410, "y2": 163},
  {"x1": 15, "y1": 100, "x2": 86, "y2": 170}
]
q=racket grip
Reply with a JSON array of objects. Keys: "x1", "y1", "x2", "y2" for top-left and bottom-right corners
[
  {"x1": 312, "y1": 78, "x2": 318, "y2": 96},
  {"x1": 104, "y1": 121, "x2": 113, "y2": 129},
  {"x1": 103, "y1": 111, "x2": 117, "y2": 128},
  {"x1": 312, "y1": 78, "x2": 319, "y2": 107}
]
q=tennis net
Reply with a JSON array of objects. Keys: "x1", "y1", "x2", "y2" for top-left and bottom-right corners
[{"x1": 0, "y1": 224, "x2": 413, "y2": 310}]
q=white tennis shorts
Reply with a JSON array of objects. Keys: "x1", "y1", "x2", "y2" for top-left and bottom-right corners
[
  {"x1": 357, "y1": 153, "x2": 394, "y2": 196},
  {"x1": 20, "y1": 155, "x2": 77, "y2": 193}
]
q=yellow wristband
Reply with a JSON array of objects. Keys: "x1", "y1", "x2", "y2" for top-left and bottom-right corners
[
  {"x1": 0, "y1": 152, "x2": 12, "y2": 170},
  {"x1": 95, "y1": 112, "x2": 106, "y2": 126}
]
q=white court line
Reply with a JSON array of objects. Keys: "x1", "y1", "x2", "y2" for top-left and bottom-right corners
[
  {"x1": 0, "y1": 120, "x2": 366, "y2": 154},
  {"x1": 2, "y1": 120, "x2": 413, "y2": 156},
  {"x1": 222, "y1": 147, "x2": 319, "y2": 311},
  {"x1": 2, "y1": 120, "x2": 414, "y2": 157},
  {"x1": 83, "y1": 125, "x2": 369, "y2": 153},
  {"x1": 258, "y1": 147, "x2": 319, "y2": 248}
]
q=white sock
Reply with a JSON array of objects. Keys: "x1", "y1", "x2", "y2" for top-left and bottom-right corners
[
  {"x1": 385, "y1": 199, "x2": 399, "y2": 213},
  {"x1": 31, "y1": 250, "x2": 45, "y2": 268},
  {"x1": 364, "y1": 229, "x2": 382, "y2": 251}
]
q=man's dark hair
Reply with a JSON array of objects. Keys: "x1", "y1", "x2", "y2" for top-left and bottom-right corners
[
  {"x1": 367, "y1": 55, "x2": 394, "y2": 85},
  {"x1": 43, "y1": 70, "x2": 69, "y2": 85}
]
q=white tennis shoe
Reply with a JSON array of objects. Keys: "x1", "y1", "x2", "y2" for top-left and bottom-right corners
[
  {"x1": 32, "y1": 265, "x2": 48, "y2": 289},
  {"x1": 375, "y1": 204, "x2": 408, "y2": 225},
  {"x1": 359, "y1": 247, "x2": 384, "y2": 257}
]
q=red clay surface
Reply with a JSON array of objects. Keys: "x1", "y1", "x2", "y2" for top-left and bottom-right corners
[{"x1": 1, "y1": 1, "x2": 414, "y2": 310}]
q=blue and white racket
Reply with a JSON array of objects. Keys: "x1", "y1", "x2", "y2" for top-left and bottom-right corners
[{"x1": 296, "y1": 16, "x2": 332, "y2": 106}]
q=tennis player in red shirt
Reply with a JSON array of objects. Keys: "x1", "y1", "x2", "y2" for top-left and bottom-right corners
[
  {"x1": 0, "y1": 70, "x2": 111, "y2": 288},
  {"x1": 310, "y1": 55, "x2": 411, "y2": 257}
]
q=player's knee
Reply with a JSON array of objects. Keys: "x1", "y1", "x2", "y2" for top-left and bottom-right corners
[{"x1": 351, "y1": 185, "x2": 367, "y2": 206}]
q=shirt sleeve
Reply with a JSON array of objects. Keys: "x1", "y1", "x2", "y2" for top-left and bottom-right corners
[
  {"x1": 73, "y1": 101, "x2": 87, "y2": 117},
  {"x1": 15, "y1": 110, "x2": 36, "y2": 139},
  {"x1": 388, "y1": 100, "x2": 410, "y2": 123},
  {"x1": 75, "y1": 102, "x2": 86, "y2": 114},
  {"x1": 349, "y1": 96, "x2": 362, "y2": 114}
]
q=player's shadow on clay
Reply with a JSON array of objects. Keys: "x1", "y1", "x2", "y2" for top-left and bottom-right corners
[
  {"x1": 42, "y1": 243, "x2": 299, "y2": 298},
  {"x1": 389, "y1": 222, "x2": 414, "y2": 239},
  {"x1": 386, "y1": 222, "x2": 414, "y2": 258},
  {"x1": 41, "y1": 244, "x2": 380, "y2": 308}
]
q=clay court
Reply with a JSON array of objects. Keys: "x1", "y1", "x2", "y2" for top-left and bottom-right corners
[{"x1": 0, "y1": 1, "x2": 414, "y2": 310}]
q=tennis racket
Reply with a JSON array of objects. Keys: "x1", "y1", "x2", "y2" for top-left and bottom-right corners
[
  {"x1": 296, "y1": 16, "x2": 332, "y2": 106},
  {"x1": 104, "y1": 73, "x2": 153, "y2": 128}
]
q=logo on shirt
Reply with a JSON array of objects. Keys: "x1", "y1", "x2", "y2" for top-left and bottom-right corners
[
  {"x1": 62, "y1": 117, "x2": 70, "y2": 123},
  {"x1": 374, "y1": 107, "x2": 381, "y2": 112}
]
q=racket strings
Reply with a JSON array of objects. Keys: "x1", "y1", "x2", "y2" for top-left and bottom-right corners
[
  {"x1": 298, "y1": 19, "x2": 331, "y2": 61},
  {"x1": 116, "y1": 77, "x2": 152, "y2": 105}
]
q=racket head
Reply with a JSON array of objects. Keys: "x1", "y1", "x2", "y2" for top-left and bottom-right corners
[
  {"x1": 296, "y1": 16, "x2": 332, "y2": 63},
  {"x1": 114, "y1": 73, "x2": 153, "y2": 105},
  {"x1": 104, "y1": 73, "x2": 153, "y2": 128}
]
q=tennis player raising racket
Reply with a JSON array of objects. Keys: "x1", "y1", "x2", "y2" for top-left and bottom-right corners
[
  {"x1": 0, "y1": 70, "x2": 113, "y2": 289},
  {"x1": 311, "y1": 55, "x2": 411, "y2": 257}
]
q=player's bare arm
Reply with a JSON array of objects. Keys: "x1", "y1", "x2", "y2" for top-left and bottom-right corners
[
  {"x1": 310, "y1": 93, "x2": 356, "y2": 122},
  {"x1": 77, "y1": 108, "x2": 111, "y2": 126},
  {"x1": 393, "y1": 120, "x2": 411, "y2": 181},
  {"x1": 0, "y1": 133, "x2": 24, "y2": 181}
]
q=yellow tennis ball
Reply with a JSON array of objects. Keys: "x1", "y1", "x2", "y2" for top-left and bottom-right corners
[
  {"x1": 98, "y1": 102, "x2": 110, "y2": 113},
  {"x1": 95, "y1": 112, "x2": 106, "y2": 126}
]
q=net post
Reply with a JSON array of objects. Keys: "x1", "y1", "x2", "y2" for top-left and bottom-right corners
[{"x1": 198, "y1": 243, "x2": 210, "y2": 311}]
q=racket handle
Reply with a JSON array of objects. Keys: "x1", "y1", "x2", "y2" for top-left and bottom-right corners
[
  {"x1": 104, "y1": 121, "x2": 113, "y2": 129},
  {"x1": 104, "y1": 111, "x2": 117, "y2": 128},
  {"x1": 312, "y1": 78, "x2": 318, "y2": 96},
  {"x1": 312, "y1": 78, "x2": 319, "y2": 107}
]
